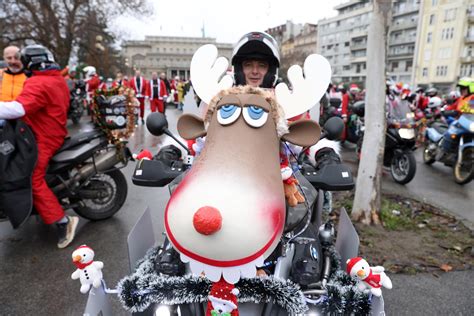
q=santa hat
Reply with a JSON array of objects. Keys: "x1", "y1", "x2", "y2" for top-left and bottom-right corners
[
  {"x1": 75, "y1": 245, "x2": 93, "y2": 252},
  {"x1": 346, "y1": 257, "x2": 363, "y2": 274},
  {"x1": 208, "y1": 279, "x2": 239, "y2": 310},
  {"x1": 133, "y1": 149, "x2": 153, "y2": 160}
]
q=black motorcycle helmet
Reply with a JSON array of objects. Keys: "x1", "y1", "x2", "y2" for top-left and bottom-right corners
[
  {"x1": 20, "y1": 44, "x2": 56, "y2": 74},
  {"x1": 231, "y1": 32, "x2": 280, "y2": 88},
  {"x1": 426, "y1": 87, "x2": 438, "y2": 97}
]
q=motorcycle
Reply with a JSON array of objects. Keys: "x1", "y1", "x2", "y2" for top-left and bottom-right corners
[
  {"x1": 99, "y1": 113, "x2": 386, "y2": 316},
  {"x1": 0, "y1": 100, "x2": 134, "y2": 228},
  {"x1": 356, "y1": 100, "x2": 417, "y2": 184},
  {"x1": 68, "y1": 80, "x2": 87, "y2": 124},
  {"x1": 423, "y1": 111, "x2": 474, "y2": 184}
]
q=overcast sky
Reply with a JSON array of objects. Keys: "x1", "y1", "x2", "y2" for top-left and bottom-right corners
[{"x1": 113, "y1": 0, "x2": 342, "y2": 44}]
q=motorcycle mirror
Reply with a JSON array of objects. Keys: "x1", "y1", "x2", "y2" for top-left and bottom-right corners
[
  {"x1": 323, "y1": 117, "x2": 345, "y2": 140},
  {"x1": 146, "y1": 112, "x2": 169, "y2": 136},
  {"x1": 146, "y1": 112, "x2": 191, "y2": 155}
]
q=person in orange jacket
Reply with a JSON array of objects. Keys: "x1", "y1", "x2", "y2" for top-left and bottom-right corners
[{"x1": 0, "y1": 46, "x2": 27, "y2": 101}]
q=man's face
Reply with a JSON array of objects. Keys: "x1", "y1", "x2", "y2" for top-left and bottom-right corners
[
  {"x1": 116, "y1": 73, "x2": 122, "y2": 80},
  {"x1": 3, "y1": 47, "x2": 23, "y2": 73},
  {"x1": 242, "y1": 60, "x2": 269, "y2": 87},
  {"x1": 460, "y1": 86, "x2": 469, "y2": 97},
  {"x1": 152, "y1": 72, "x2": 158, "y2": 79},
  {"x1": 160, "y1": 73, "x2": 166, "y2": 79},
  {"x1": 135, "y1": 70, "x2": 140, "y2": 77}
]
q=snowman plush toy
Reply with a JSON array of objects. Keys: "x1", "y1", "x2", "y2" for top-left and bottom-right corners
[
  {"x1": 71, "y1": 245, "x2": 104, "y2": 294},
  {"x1": 346, "y1": 257, "x2": 392, "y2": 297}
]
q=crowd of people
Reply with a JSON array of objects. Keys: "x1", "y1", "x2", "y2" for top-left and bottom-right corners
[{"x1": 65, "y1": 66, "x2": 191, "y2": 124}]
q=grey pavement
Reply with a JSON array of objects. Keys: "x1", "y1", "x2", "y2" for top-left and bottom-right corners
[
  {"x1": 0, "y1": 108, "x2": 472, "y2": 315},
  {"x1": 341, "y1": 143, "x2": 474, "y2": 229}
]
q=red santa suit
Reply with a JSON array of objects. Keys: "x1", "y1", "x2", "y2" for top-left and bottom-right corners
[
  {"x1": 146, "y1": 78, "x2": 167, "y2": 113},
  {"x1": 129, "y1": 76, "x2": 148, "y2": 119},
  {"x1": 15, "y1": 69, "x2": 70, "y2": 224}
]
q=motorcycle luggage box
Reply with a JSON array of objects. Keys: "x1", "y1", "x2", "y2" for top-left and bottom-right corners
[
  {"x1": 132, "y1": 159, "x2": 184, "y2": 187},
  {"x1": 303, "y1": 163, "x2": 355, "y2": 191}
]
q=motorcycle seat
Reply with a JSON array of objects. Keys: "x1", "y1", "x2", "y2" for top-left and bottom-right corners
[
  {"x1": 57, "y1": 129, "x2": 103, "y2": 153},
  {"x1": 431, "y1": 122, "x2": 448, "y2": 134}
]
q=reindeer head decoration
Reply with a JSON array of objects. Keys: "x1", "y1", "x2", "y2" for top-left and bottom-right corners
[{"x1": 165, "y1": 44, "x2": 331, "y2": 284}]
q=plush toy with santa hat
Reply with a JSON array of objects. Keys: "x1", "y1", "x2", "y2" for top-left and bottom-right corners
[
  {"x1": 71, "y1": 245, "x2": 104, "y2": 294},
  {"x1": 346, "y1": 257, "x2": 392, "y2": 297},
  {"x1": 206, "y1": 278, "x2": 240, "y2": 316}
]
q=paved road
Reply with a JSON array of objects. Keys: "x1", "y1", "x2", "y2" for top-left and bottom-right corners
[
  {"x1": 0, "y1": 108, "x2": 472, "y2": 315},
  {"x1": 341, "y1": 143, "x2": 474, "y2": 228}
]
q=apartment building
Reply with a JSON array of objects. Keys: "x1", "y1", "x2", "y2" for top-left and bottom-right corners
[
  {"x1": 317, "y1": 0, "x2": 373, "y2": 85},
  {"x1": 413, "y1": 0, "x2": 474, "y2": 92}
]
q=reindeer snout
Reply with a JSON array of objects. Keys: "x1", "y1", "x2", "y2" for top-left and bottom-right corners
[{"x1": 193, "y1": 206, "x2": 222, "y2": 235}]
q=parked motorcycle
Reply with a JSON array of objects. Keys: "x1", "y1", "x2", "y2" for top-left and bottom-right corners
[
  {"x1": 0, "y1": 113, "x2": 134, "y2": 229},
  {"x1": 356, "y1": 101, "x2": 417, "y2": 184},
  {"x1": 68, "y1": 80, "x2": 87, "y2": 124},
  {"x1": 423, "y1": 111, "x2": 474, "y2": 184}
]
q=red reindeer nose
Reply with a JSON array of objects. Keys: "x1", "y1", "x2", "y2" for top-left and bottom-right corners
[{"x1": 193, "y1": 206, "x2": 222, "y2": 235}]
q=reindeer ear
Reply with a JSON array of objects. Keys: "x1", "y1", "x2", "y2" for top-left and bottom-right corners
[
  {"x1": 281, "y1": 120, "x2": 321, "y2": 147},
  {"x1": 177, "y1": 114, "x2": 207, "y2": 140}
]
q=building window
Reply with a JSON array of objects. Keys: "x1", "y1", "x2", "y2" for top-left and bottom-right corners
[
  {"x1": 429, "y1": 14, "x2": 435, "y2": 25},
  {"x1": 405, "y1": 60, "x2": 413, "y2": 72},
  {"x1": 424, "y1": 50, "x2": 431, "y2": 61},
  {"x1": 460, "y1": 64, "x2": 473, "y2": 77},
  {"x1": 427, "y1": 32, "x2": 432, "y2": 43},
  {"x1": 391, "y1": 61, "x2": 399, "y2": 71},
  {"x1": 345, "y1": 42, "x2": 350, "y2": 47},
  {"x1": 422, "y1": 68, "x2": 428, "y2": 77},
  {"x1": 444, "y1": 8, "x2": 456, "y2": 22},
  {"x1": 432, "y1": 0, "x2": 438, "y2": 5}
]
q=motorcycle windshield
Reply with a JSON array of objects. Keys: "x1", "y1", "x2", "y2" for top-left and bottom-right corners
[
  {"x1": 458, "y1": 113, "x2": 474, "y2": 131},
  {"x1": 387, "y1": 98, "x2": 415, "y2": 125}
]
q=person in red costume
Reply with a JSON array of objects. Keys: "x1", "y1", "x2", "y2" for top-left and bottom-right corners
[
  {"x1": 0, "y1": 45, "x2": 79, "y2": 248},
  {"x1": 129, "y1": 70, "x2": 148, "y2": 124},
  {"x1": 146, "y1": 71, "x2": 168, "y2": 113}
]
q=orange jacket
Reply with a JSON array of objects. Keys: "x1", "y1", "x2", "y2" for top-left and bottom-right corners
[{"x1": 0, "y1": 69, "x2": 27, "y2": 101}]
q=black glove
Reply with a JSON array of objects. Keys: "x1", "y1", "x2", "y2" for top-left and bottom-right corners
[{"x1": 314, "y1": 147, "x2": 341, "y2": 172}]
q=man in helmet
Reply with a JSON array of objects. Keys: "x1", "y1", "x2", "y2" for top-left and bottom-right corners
[
  {"x1": 0, "y1": 44, "x2": 78, "y2": 248},
  {"x1": 231, "y1": 32, "x2": 280, "y2": 89},
  {"x1": 83, "y1": 65, "x2": 100, "y2": 102},
  {"x1": 451, "y1": 77, "x2": 474, "y2": 114}
]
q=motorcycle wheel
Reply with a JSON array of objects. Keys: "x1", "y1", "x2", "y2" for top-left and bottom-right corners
[
  {"x1": 453, "y1": 147, "x2": 473, "y2": 185},
  {"x1": 390, "y1": 150, "x2": 416, "y2": 184},
  {"x1": 422, "y1": 141, "x2": 435, "y2": 165},
  {"x1": 72, "y1": 169, "x2": 128, "y2": 220}
]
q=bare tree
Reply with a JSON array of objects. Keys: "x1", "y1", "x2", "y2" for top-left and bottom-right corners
[
  {"x1": 351, "y1": 0, "x2": 391, "y2": 225},
  {"x1": 0, "y1": 0, "x2": 152, "y2": 67}
]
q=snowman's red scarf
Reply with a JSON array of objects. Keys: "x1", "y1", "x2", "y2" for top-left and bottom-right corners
[
  {"x1": 363, "y1": 270, "x2": 381, "y2": 289},
  {"x1": 74, "y1": 260, "x2": 93, "y2": 270}
]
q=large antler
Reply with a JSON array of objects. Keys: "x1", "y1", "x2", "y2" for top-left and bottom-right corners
[
  {"x1": 190, "y1": 44, "x2": 233, "y2": 104},
  {"x1": 275, "y1": 54, "x2": 332, "y2": 119}
]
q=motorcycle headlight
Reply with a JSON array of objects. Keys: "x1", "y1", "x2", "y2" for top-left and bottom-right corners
[
  {"x1": 155, "y1": 305, "x2": 171, "y2": 316},
  {"x1": 398, "y1": 128, "x2": 415, "y2": 139},
  {"x1": 470, "y1": 122, "x2": 474, "y2": 132}
]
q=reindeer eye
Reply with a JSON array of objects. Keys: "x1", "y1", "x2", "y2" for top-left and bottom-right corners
[
  {"x1": 217, "y1": 104, "x2": 241, "y2": 125},
  {"x1": 243, "y1": 105, "x2": 268, "y2": 128}
]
